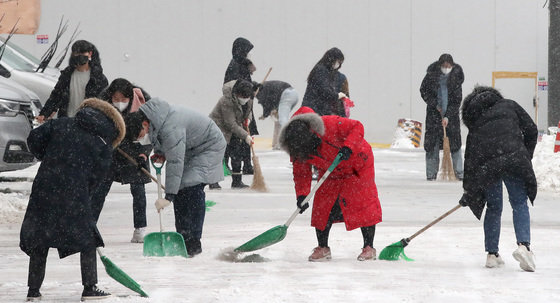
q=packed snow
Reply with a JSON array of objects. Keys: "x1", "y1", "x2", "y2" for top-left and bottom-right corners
[{"x1": 0, "y1": 142, "x2": 559, "y2": 302}]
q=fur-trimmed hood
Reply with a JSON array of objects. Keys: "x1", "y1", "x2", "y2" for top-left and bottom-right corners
[
  {"x1": 461, "y1": 86, "x2": 503, "y2": 129},
  {"x1": 77, "y1": 98, "x2": 126, "y2": 147},
  {"x1": 279, "y1": 106, "x2": 325, "y2": 151}
]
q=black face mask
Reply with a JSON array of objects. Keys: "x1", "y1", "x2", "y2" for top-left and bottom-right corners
[{"x1": 70, "y1": 55, "x2": 90, "y2": 67}]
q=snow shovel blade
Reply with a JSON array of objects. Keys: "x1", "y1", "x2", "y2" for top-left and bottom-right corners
[
  {"x1": 378, "y1": 238, "x2": 414, "y2": 261},
  {"x1": 99, "y1": 255, "x2": 149, "y2": 297},
  {"x1": 143, "y1": 231, "x2": 188, "y2": 258},
  {"x1": 234, "y1": 224, "x2": 288, "y2": 252}
]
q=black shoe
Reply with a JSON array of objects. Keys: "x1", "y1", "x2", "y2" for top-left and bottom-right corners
[
  {"x1": 185, "y1": 239, "x2": 202, "y2": 257},
  {"x1": 81, "y1": 285, "x2": 111, "y2": 301},
  {"x1": 26, "y1": 288, "x2": 41, "y2": 301},
  {"x1": 231, "y1": 174, "x2": 250, "y2": 188},
  {"x1": 427, "y1": 177, "x2": 436, "y2": 181},
  {"x1": 209, "y1": 183, "x2": 221, "y2": 190}
]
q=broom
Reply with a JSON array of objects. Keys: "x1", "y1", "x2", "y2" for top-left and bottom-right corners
[
  {"x1": 439, "y1": 124, "x2": 456, "y2": 181},
  {"x1": 247, "y1": 67, "x2": 273, "y2": 192}
]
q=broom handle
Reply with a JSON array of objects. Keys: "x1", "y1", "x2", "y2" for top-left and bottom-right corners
[
  {"x1": 285, "y1": 154, "x2": 343, "y2": 227},
  {"x1": 407, "y1": 204, "x2": 462, "y2": 241},
  {"x1": 117, "y1": 147, "x2": 165, "y2": 190}
]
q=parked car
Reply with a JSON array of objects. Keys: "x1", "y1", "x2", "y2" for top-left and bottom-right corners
[
  {"x1": 0, "y1": 36, "x2": 58, "y2": 108},
  {"x1": 0, "y1": 77, "x2": 39, "y2": 172}
]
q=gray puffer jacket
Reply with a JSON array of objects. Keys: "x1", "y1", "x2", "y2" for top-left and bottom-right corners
[
  {"x1": 140, "y1": 98, "x2": 226, "y2": 194},
  {"x1": 209, "y1": 80, "x2": 253, "y2": 143}
]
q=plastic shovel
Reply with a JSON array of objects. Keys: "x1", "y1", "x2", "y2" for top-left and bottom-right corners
[
  {"x1": 97, "y1": 248, "x2": 149, "y2": 297},
  {"x1": 143, "y1": 159, "x2": 188, "y2": 258},
  {"x1": 234, "y1": 154, "x2": 343, "y2": 252}
]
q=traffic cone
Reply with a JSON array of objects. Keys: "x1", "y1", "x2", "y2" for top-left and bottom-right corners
[{"x1": 554, "y1": 121, "x2": 560, "y2": 153}]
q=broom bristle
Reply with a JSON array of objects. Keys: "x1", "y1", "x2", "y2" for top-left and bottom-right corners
[
  {"x1": 251, "y1": 155, "x2": 268, "y2": 192},
  {"x1": 439, "y1": 136, "x2": 456, "y2": 181}
]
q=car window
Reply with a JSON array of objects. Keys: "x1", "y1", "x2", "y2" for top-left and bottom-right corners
[{"x1": 0, "y1": 38, "x2": 40, "y2": 72}]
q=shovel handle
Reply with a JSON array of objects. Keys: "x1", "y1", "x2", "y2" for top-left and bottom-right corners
[
  {"x1": 285, "y1": 153, "x2": 343, "y2": 227},
  {"x1": 117, "y1": 148, "x2": 165, "y2": 190},
  {"x1": 408, "y1": 204, "x2": 462, "y2": 242}
]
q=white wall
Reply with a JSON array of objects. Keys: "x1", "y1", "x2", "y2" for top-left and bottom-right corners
[{"x1": 9, "y1": 0, "x2": 549, "y2": 143}]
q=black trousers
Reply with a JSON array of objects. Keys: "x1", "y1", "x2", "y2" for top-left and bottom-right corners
[
  {"x1": 315, "y1": 198, "x2": 376, "y2": 248},
  {"x1": 28, "y1": 247, "x2": 97, "y2": 289},
  {"x1": 173, "y1": 183, "x2": 206, "y2": 252},
  {"x1": 90, "y1": 178, "x2": 147, "y2": 228},
  {"x1": 225, "y1": 137, "x2": 245, "y2": 173}
]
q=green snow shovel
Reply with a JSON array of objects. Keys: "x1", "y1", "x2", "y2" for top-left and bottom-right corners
[
  {"x1": 378, "y1": 204, "x2": 462, "y2": 261},
  {"x1": 97, "y1": 248, "x2": 149, "y2": 297},
  {"x1": 235, "y1": 154, "x2": 343, "y2": 252},
  {"x1": 143, "y1": 159, "x2": 188, "y2": 258}
]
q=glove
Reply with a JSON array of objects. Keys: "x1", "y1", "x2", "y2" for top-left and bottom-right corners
[
  {"x1": 245, "y1": 135, "x2": 254, "y2": 146},
  {"x1": 296, "y1": 195, "x2": 309, "y2": 214},
  {"x1": 338, "y1": 92, "x2": 347, "y2": 99},
  {"x1": 155, "y1": 198, "x2": 171, "y2": 212},
  {"x1": 150, "y1": 153, "x2": 165, "y2": 163},
  {"x1": 135, "y1": 155, "x2": 147, "y2": 170},
  {"x1": 458, "y1": 194, "x2": 470, "y2": 207},
  {"x1": 338, "y1": 146, "x2": 353, "y2": 161},
  {"x1": 252, "y1": 81, "x2": 262, "y2": 92}
]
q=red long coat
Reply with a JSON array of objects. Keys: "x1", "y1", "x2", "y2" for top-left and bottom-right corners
[{"x1": 287, "y1": 107, "x2": 382, "y2": 231}]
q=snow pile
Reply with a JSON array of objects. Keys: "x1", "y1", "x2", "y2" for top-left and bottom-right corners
[
  {"x1": 0, "y1": 193, "x2": 28, "y2": 223},
  {"x1": 532, "y1": 134, "x2": 560, "y2": 192},
  {"x1": 390, "y1": 119, "x2": 420, "y2": 149}
]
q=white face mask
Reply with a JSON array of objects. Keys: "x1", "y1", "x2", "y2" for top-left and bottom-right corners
[
  {"x1": 137, "y1": 134, "x2": 151, "y2": 145},
  {"x1": 113, "y1": 102, "x2": 129, "y2": 112},
  {"x1": 332, "y1": 62, "x2": 341, "y2": 70},
  {"x1": 441, "y1": 67, "x2": 452, "y2": 75},
  {"x1": 238, "y1": 97, "x2": 250, "y2": 105}
]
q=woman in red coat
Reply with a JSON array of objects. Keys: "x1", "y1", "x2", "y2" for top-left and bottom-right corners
[{"x1": 279, "y1": 106, "x2": 382, "y2": 261}]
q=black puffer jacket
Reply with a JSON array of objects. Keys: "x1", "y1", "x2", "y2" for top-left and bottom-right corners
[
  {"x1": 224, "y1": 37, "x2": 254, "y2": 84},
  {"x1": 256, "y1": 80, "x2": 292, "y2": 118},
  {"x1": 302, "y1": 64, "x2": 339, "y2": 116},
  {"x1": 20, "y1": 98, "x2": 125, "y2": 258},
  {"x1": 40, "y1": 64, "x2": 108, "y2": 118},
  {"x1": 461, "y1": 86, "x2": 537, "y2": 219},
  {"x1": 420, "y1": 62, "x2": 464, "y2": 152}
]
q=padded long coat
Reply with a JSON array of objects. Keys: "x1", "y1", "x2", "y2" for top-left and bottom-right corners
[
  {"x1": 279, "y1": 107, "x2": 382, "y2": 231},
  {"x1": 140, "y1": 98, "x2": 227, "y2": 195},
  {"x1": 20, "y1": 98, "x2": 125, "y2": 258}
]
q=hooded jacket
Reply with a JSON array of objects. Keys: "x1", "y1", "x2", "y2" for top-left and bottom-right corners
[
  {"x1": 420, "y1": 61, "x2": 464, "y2": 152},
  {"x1": 210, "y1": 80, "x2": 253, "y2": 143},
  {"x1": 279, "y1": 107, "x2": 382, "y2": 231},
  {"x1": 224, "y1": 37, "x2": 254, "y2": 84},
  {"x1": 20, "y1": 98, "x2": 125, "y2": 258},
  {"x1": 140, "y1": 98, "x2": 226, "y2": 194},
  {"x1": 461, "y1": 87, "x2": 538, "y2": 219}
]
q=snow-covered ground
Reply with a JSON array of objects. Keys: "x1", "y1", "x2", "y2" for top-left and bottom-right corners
[{"x1": 1, "y1": 141, "x2": 559, "y2": 303}]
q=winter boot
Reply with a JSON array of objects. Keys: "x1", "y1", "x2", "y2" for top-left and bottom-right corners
[
  {"x1": 81, "y1": 285, "x2": 111, "y2": 301},
  {"x1": 512, "y1": 244, "x2": 536, "y2": 272},
  {"x1": 357, "y1": 246, "x2": 376, "y2": 261},
  {"x1": 209, "y1": 183, "x2": 222, "y2": 190},
  {"x1": 130, "y1": 227, "x2": 146, "y2": 243},
  {"x1": 485, "y1": 252, "x2": 505, "y2": 268},
  {"x1": 185, "y1": 239, "x2": 202, "y2": 257},
  {"x1": 308, "y1": 246, "x2": 331, "y2": 262},
  {"x1": 242, "y1": 164, "x2": 254, "y2": 175},
  {"x1": 231, "y1": 174, "x2": 249, "y2": 189},
  {"x1": 26, "y1": 288, "x2": 41, "y2": 301}
]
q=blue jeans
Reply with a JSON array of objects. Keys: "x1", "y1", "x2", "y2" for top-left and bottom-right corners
[
  {"x1": 484, "y1": 175, "x2": 531, "y2": 253},
  {"x1": 425, "y1": 147, "x2": 463, "y2": 179}
]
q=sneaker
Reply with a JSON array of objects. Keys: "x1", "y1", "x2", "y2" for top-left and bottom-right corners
[
  {"x1": 308, "y1": 246, "x2": 331, "y2": 262},
  {"x1": 81, "y1": 285, "x2": 111, "y2": 301},
  {"x1": 26, "y1": 288, "x2": 41, "y2": 301},
  {"x1": 485, "y1": 253, "x2": 505, "y2": 268},
  {"x1": 130, "y1": 227, "x2": 146, "y2": 243},
  {"x1": 512, "y1": 244, "x2": 536, "y2": 272},
  {"x1": 357, "y1": 246, "x2": 376, "y2": 261},
  {"x1": 209, "y1": 183, "x2": 222, "y2": 190}
]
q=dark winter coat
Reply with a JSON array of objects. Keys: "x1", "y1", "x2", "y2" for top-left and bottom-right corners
[
  {"x1": 98, "y1": 87, "x2": 152, "y2": 184},
  {"x1": 461, "y1": 87, "x2": 538, "y2": 219},
  {"x1": 223, "y1": 37, "x2": 258, "y2": 136},
  {"x1": 256, "y1": 80, "x2": 292, "y2": 118},
  {"x1": 20, "y1": 98, "x2": 125, "y2": 258},
  {"x1": 40, "y1": 64, "x2": 108, "y2": 118},
  {"x1": 210, "y1": 80, "x2": 253, "y2": 143},
  {"x1": 331, "y1": 71, "x2": 349, "y2": 117},
  {"x1": 420, "y1": 62, "x2": 464, "y2": 152},
  {"x1": 279, "y1": 107, "x2": 382, "y2": 231},
  {"x1": 302, "y1": 64, "x2": 340, "y2": 116}
]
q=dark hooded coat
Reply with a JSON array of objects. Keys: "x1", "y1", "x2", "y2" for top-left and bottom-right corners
[
  {"x1": 40, "y1": 64, "x2": 108, "y2": 118},
  {"x1": 420, "y1": 61, "x2": 464, "y2": 152},
  {"x1": 20, "y1": 98, "x2": 125, "y2": 258},
  {"x1": 461, "y1": 87, "x2": 537, "y2": 219},
  {"x1": 302, "y1": 64, "x2": 340, "y2": 116}
]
